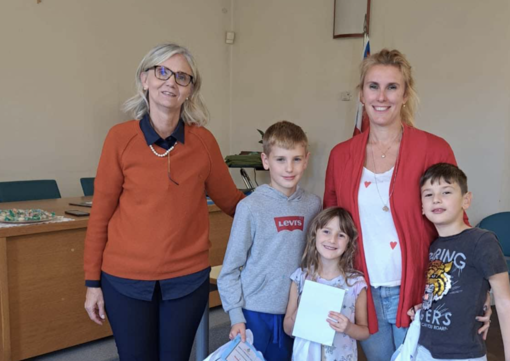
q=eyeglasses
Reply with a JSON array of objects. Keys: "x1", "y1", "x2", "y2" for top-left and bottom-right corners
[{"x1": 146, "y1": 66, "x2": 194, "y2": 87}]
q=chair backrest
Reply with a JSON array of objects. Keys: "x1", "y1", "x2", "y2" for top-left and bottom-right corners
[
  {"x1": 0, "y1": 180, "x2": 61, "y2": 203},
  {"x1": 80, "y1": 177, "x2": 95, "y2": 196},
  {"x1": 478, "y1": 212, "x2": 510, "y2": 256}
]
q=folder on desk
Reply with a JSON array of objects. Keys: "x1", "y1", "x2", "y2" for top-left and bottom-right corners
[{"x1": 68, "y1": 201, "x2": 92, "y2": 207}]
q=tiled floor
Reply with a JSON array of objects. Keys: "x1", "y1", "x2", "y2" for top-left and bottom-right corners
[
  {"x1": 27, "y1": 307, "x2": 231, "y2": 361},
  {"x1": 27, "y1": 306, "x2": 504, "y2": 360}
]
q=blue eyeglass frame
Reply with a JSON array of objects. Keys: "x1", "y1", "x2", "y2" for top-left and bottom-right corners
[{"x1": 145, "y1": 65, "x2": 194, "y2": 86}]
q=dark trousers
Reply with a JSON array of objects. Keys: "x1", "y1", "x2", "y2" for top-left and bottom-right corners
[{"x1": 102, "y1": 275, "x2": 209, "y2": 361}]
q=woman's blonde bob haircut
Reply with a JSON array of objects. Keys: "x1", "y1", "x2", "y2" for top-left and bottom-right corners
[
  {"x1": 357, "y1": 49, "x2": 418, "y2": 127},
  {"x1": 123, "y1": 43, "x2": 209, "y2": 126}
]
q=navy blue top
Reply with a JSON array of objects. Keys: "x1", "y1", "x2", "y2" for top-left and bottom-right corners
[
  {"x1": 85, "y1": 114, "x2": 210, "y2": 301},
  {"x1": 139, "y1": 113, "x2": 185, "y2": 148}
]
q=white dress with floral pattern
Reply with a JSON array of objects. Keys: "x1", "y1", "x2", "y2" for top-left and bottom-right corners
[{"x1": 290, "y1": 268, "x2": 367, "y2": 361}]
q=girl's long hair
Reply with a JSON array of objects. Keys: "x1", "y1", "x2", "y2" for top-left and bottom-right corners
[{"x1": 301, "y1": 207, "x2": 362, "y2": 285}]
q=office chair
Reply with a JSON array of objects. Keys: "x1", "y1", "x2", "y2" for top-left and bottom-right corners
[
  {"x1": 80, "y1": 177, "x2": 95, "y2": 196},
  {"x1": 478, "y1": 212, "x2": 510, "y2": 273},
  {"x1": 0, "y1": 180, "x2": 61, "y2": 202}
]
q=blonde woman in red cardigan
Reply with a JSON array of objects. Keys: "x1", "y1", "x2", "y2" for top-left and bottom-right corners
[
  {"x1": 323, "y1": 49, "x2": 490, "y2": 361},
  {"x1": 83, "y1": 43, "x2": 244, "y2": 361}
]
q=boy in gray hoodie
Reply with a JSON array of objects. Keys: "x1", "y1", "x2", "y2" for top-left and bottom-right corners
[{"x1": 217, "y1": 121, "x2": 321, "y2": 361}]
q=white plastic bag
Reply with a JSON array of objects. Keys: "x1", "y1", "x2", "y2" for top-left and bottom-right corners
[
  {"x1": 203, "y1": 329, "x2": 265, "y2": 361},
  {"x1": 391, "y1": 309, "x2": 421, "y2": 361},
  {"x1": 292, "y1": 336, "x2": 322, "y2": 361}
]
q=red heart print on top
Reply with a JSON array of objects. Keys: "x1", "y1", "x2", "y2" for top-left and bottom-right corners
[
  {"x1": 390, "y1": 241, "x2": 397, "y2": 250},
  {"x1": 364, "y1": 181, "x2": 371, "y2": 188}
]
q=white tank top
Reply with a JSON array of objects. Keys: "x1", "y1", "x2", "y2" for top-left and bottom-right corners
[{"x1": 358, "y1": 167, "x2": 402, "y2": 287}]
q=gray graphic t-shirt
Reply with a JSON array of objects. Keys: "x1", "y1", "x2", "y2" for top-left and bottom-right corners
[{"x1": 419, "y1": 228, "x2": 507, "y2": 359}]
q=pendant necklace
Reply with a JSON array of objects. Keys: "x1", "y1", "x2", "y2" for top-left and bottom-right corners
[
  {"x1": 370, "y1": 129, "x2": 402, "y2": 212},
  {"x1": 148, "y1": 118, "x2": 179, "y2": 185},
  {"x1": 149, "y1": 144, "x2": 174, "y2": 157},
  {"x1": 371, "y1": 129, "x2": 401, "y2": 158},
  {"x1": 149, "y1": 144, "x2": 179, "y2": 185},
  {"x1": 148, "y1": 117, "x2": 176, "y2": 157}
]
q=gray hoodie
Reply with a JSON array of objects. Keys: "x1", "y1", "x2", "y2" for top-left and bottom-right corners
[{"x1": 217, "y1": 184, "x2": 321, "y2": 325}]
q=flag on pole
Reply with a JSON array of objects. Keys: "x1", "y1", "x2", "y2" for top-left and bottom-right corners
[{"x1": 353, "y1": 33, "x2": 370, "y2": 136}]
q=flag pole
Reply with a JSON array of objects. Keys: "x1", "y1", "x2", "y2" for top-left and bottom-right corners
[{"x1": 353, "y1": 16, "x2": 371, "y2": 136}]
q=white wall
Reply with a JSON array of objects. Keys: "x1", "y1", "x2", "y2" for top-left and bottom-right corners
[
  {"x1": 230, "y1": 0, "x2": 361, "y2": 191},
  {"x1": 368, "y1": 0, "x2": 510, "y2": 224},
  {"x1": 1, "y1": 0, "x2": 508, "y2": 224},
  {"x1": 230, "y1": 0, "x2": 510, "y2": 224},
  {"x1": 0, "y1": 0, "x2": 234, "y2": 197}
]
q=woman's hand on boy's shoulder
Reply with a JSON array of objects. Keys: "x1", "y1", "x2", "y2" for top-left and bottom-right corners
[
  {"x1": 229, "y1": 322, "x2": 246, "y2": 342},
  {"x1": 407, "y1": 303, "x2": 422, "y2": 321}
]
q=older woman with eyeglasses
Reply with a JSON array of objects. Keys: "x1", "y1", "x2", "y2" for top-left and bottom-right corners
[{"x1": 83, "y1": 43, "x2": 244, "y2": 360}]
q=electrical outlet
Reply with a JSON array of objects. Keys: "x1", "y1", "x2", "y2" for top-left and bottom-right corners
[
  {"x1": 225, "y1": 31, "x2": 235, "y2": 44},
  {"x1": 340, "y1": 91, "x2": 352, "y2": 101}
]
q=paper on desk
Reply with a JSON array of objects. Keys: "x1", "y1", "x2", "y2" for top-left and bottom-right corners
[
  {"x1": 292, "y1": 280, "x2": 345, "y2": 346},
  {"x1": 0, "y1": 216, "x2": 75, "y2": 228}
]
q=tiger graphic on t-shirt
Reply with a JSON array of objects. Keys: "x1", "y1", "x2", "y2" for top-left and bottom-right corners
[{"x1": 422, "y1": 260, "x2": 453, "y2": 310}]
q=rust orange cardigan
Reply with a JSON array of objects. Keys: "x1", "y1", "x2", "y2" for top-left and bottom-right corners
[{"x1": 84, "y1": 120, "x2": 244, "y2": 282}]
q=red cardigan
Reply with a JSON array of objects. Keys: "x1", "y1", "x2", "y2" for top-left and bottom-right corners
[
  {"x1": 84, "y1": 120, "x2": 244, "y2": 282},
  {"x1": 324, "y1": 124, "x2": 460, "y2": 333}
]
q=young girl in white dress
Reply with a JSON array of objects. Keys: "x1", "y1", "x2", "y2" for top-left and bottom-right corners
[{"x1": 284, "y1": 207, "x2": 369, "y2": 360}]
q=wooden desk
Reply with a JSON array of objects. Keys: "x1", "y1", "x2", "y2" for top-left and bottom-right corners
[{"x1": 0, "y1": 197, "x2": 232, "y2": 361}]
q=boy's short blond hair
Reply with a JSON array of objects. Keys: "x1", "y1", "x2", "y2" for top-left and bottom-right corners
[{"x1": 262, "y1": 121, "x2": 308, "y2": 155}]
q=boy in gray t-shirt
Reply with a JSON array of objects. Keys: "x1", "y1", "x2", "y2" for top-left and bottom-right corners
[
  {"x1": 413, "y1": 163, "x2": 510, "y2": 360},
  {"x1": 217, "y1": 121, "x2": 321, "y2": 361}
]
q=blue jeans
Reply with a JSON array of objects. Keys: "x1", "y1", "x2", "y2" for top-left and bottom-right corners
[{"x1": 360, "y1": 286, "x2": 408, "y2": 361}]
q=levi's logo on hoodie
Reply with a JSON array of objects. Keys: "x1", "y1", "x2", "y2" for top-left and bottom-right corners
[{"x1": 274, "y1": 216, "x2": 304, "y2": 232}]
